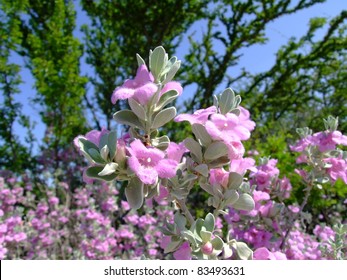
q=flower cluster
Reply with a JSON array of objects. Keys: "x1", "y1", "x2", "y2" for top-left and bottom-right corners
[{"x1": 1, "y1": 46, "x2": 346, "y2": 260}]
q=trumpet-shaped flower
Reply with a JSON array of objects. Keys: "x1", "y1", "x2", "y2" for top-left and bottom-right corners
[
  {"x1": 127, "y1": 140, "x2": 177, "y2": 185},
  {"x1": 174, "y1": 106, "x2": 217, "y2": 125},
  {"x1": 111, "y1": 65, "x2": 158, "y2": 105},
  {"x1": 205, "y1": 113, "x2": 251, "y2": 142}
]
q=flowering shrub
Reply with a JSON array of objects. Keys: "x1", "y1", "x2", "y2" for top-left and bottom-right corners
[{"x1": 0, "y1": 46, "x2": 346, "y2": 259}]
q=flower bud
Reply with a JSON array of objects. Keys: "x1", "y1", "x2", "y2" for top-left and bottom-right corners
[{"x1": 201, "y1": 242, "x2": 213, "y2": 255}]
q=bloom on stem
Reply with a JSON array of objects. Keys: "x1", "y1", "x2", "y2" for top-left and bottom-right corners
[
  {"x1": 127, "y1": 140, "x2": 178, "y2": 185},
  {"x1": 111, "y1": 65, "x2": 158, "y2": 105},
  {"x1": 323, "y1": 157, "x2": 347, "y2": 184}
]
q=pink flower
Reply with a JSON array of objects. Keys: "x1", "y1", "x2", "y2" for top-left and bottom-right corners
[
  {"x1": 311, "y1": 131, "x2": 347, "y2": 152},
  {"x1": 209, "y1": 168, "x2": 229, "y2": 187},
  {"x1": 174, "y1": 106, "x2": 217, "y2": 125},
  {"x1": 166, "y1": 142, "x2": 187, "y2": 162},
  {"x1": 229, "y1": 157, "x2": 256, "y2": 175},
  {"x1": 205, "y1": 113, "x2": 251, "y2": 142},
  {"x1": 127, "y1": 140, "x2": 178, "y2": 185},
  {"x1": 226, "y1": 140, "x2": 245, "y2": 160},
  {"x1": 173, "y1": 242, "x2": 192, "y2": 260},
  {"x1": 254, "y1": 247, "x2": 286, "y2": 260},
  {"x1": 238, "y1": 106, "x2": 256, "y2": 132},
  {"x1": 323, "y1": 157, "x2": 347, "y2": 184},
  {"x1": 111, "y1": 65, "x2": 158, "y2": 105}
]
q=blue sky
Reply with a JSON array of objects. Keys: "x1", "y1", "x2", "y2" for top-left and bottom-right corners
[{"x1": 9, "y1": 0, "x2": 347, "y2": 153}]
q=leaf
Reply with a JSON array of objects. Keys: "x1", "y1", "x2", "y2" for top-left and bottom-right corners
[
  {"x1": 223, "y1": 190, "x2": 239, "y2": 206},
  {"x1": 100, "y1": 145, "x2": 109, "y2": 162},
  {"x1": 155, "y1": 89, "x2": 179, "y2": 111},
  {"x1": 99, "y1": 133, "x2": 109, "y2": 151},
  {"x1": 152, "y1": 135, "x2": 170, "y2": 151},
  {"x1": 128, "y1": 98, "x2": 147, "y2": 121},
  {"x1": 98, "y1": 162, "x2": 118, "y2": 176},
  {"x1": 86, "y1": 166, "x2": 117, "y2": 181},
  {"x1": 184, "y1": 138, "x2": 202, "y2": 163},
  {"x1": 113, "y1": 110, "x2": 143, "y2": 129},
  {"x1": 174, "y1": 212, "x2": 187, "y2": 231},
  {"x1": 228, "y1": 172, "x2": 243, "y2": 189},
  {"x1": 192, "y1": 123, "x2": 212, "y2": 147},
  {"x1": 219, "y1": 88, "x2": 235, "y2": 114},
  {"x1": 200, "y1": 230, "x2": 212, "y2": 243},
  {"x1": 136, "y1": 53, "x2": 146, "y2": 67},
  {"x1": 163, "y1": 60, "x2": 181, "y2": 84},
  {"x1": 181, "y1": 230, "x2": 198, "y2": 247},
  {"x1": 125, "y1": 177, "x2": 144, "y2": 210},
  {"x1": 88, "y1": 148, "x2": 106, "y2": 164},
  {"x1": 235, "y1": 242, "x2": 253, "y2": 260},
  {"x1": 204, "y1": 141, "x2": 228, "y2": 161},
  {"x1": 211, "y1": 235, "x2": 224, "y2": 251},
  {"x1": 203, "y1": 213, "x2": 215, "y2": 232},
  {"x1": 150, "y1": 46, "x2": 166, "y2": 79},
  {"x1": 151, "y1": 107, "x2": 176, "y2": 129},
  {"x1": 107, "y1": 130, "x2": 117, "y2": 160},
  {"x1": 232, "y1": 193, "x2": 255, "y2": 211},
  {"x1": 195, "y1": 164, "x2": 209, "y2": 177}
]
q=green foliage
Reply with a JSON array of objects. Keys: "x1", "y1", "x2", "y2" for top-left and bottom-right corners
[
  {"x1": 0, "y1": 0, "x2": 35, "y2": 172},
  {"x1": 18, "y1": 0, "x2": 88, "y2": 152}
]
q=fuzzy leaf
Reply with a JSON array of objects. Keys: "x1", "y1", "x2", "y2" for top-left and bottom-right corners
[
  {"x1": 204, "y1": 141, "x2": 228, "y2": 161},
  {"x1": 235, "y1": 242, "x2": 253, "y2": 260},
  {"x1": 128, "y1": 98, "x2": 147, "y2": 121},
  {"x1": 88, "y1": 148, "x2": 106, "y2": 164},
  {"x1": 184, "y1": 138, "x2": 202, "y2": 163},
  {"x1": 211, "y1": 235, "x2": 224, "y2": 250},
  {"x1": 162, "y1": 60, "x2": 181, "y2": 84},
  {"x1": 200, "y1": 230, "x2": 212, "y2": 243},
  {"x1": 125, "y1": 177, "x2": 144, "y2": 210},
  {"x1": 155, "y1": 89, "x2": 179, "y2": 111},
  {"x1": 136, "y1": 53, "x2": 146, "y2": 66},
  {"x1": 98, "y1": 162, "x2": 118, "y2": 176},
  {"x1": 86, "y1": 166, "x2": 117, "y2": 181},
  {"x1": 192, "y1": 123, "x2": 212, "y2": 147},
  {"x1": 108, "y1": 131, "x2": 117, "y2": 160},
  {"x1": 219, "y1": 88, "x2": 235, "y2": 114},
  {"x1": 232, "y1": 193, "x2": 255, "y2": 211},
  {"x1": 152, "y1": 107, "x2": 176, "y2": 129},
  {"x1": 203, "y1": 213, "x2": 215, "y2": 232},
  {"x1": 150, "y1": 46, "x2": 166, "y2": 79},
  {"x1": 113, "y1": 110, "x2": 143, "y2": 129},
  {"x1": 228, "y1": 172, "x2": 243, "y2": 189},
  {"x1": 195, "y1": 164, "x2": 209, "y2": 177}
]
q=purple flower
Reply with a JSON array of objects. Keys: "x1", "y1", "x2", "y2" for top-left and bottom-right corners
[
  {"x1": 166, "y1": 142, "x2": 187, "y2": 163},
  {"x1": 127, "y1": 140, "x2": 178, "y2": 185},
  {"x1": 174, "y1": 106, "x2": 217, "y2": 125},
  {"x1": 311, "y1": 131, "x2": 347, "y2": 152},
  {"x1": 252, "y1": 248, "x2": 285, "y2": 260},
  {"x1": 111, "y1": 65, "x2": 158, "y2": 105},
  {"x1": 205, "y1": 113, "x2": 252, "y2": 142},
  {"x1": 323, "y1": 157, "x2": 347, "y2": 184},
  {"x1": 229, "y1": 157, "x2": 256, "y2": 175},
  {"x1": 173, "y1": 242, "x2": 192, "y2": 260},
  {"x1": 74, "y1": 127, "x2": 109, "y2": 149}
]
